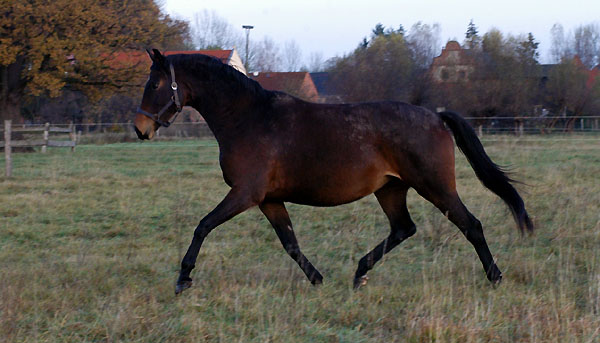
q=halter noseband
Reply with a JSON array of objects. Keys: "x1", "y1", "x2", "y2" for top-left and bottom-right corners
[{"x1": 137, "y1": 63, "x2": 182, "y2": 128}]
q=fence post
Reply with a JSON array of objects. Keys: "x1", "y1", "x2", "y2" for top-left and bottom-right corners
[
  {"x1": 69, "y1": 121, "x2": 75, "y2": 152},
  {"x1": 42, "y1": 122, "x2": 49, "y2": 153},
  {"x1": 4, "y1": 120, "x2": 11, "y2": 178},
  {"x1": 519, "y1": 122, "x2": 524, "y2": 136}
]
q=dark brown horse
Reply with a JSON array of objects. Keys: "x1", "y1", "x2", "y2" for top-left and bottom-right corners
[{"x1": 134, "y1": 49, "x2": 533, "y2": 295}]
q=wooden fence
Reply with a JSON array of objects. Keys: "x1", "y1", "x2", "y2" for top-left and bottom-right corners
[{"x1": 1, "y1": 120, "x2": 76, "y2": 177}]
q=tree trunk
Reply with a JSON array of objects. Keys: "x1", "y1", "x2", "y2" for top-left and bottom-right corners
[
  {"x1": 1, "y1": 61, "x2": 25, "y2": 123},
  {"x1": 1, "y1": 102, "x2": 21, "y2": 122}
]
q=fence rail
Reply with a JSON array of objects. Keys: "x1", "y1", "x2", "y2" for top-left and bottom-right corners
[{"x1": 2, "y1": 121, "x2": 77, "y2": 177}]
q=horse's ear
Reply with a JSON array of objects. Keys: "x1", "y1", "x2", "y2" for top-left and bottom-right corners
[
  {"x1": 152, "y1": 48, "x2": 166, "y2": 65},
  {"x1": 146, "y1": 48, "x2": 167, "y2": 68},
  {"x1": 146, "y1": 48, "x2": 154, "y2": 62}
]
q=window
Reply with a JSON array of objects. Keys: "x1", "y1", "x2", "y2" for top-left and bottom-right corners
[{"x1": 441, "y1": 69, "x2": 449, "y2": 81}]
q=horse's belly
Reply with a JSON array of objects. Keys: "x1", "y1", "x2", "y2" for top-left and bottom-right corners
[{"x1": 271, "y1": 168, "x2": 394, "y2": 207}]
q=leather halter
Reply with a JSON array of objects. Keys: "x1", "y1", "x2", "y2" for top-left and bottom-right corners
[{"x1": 137, "y1": 63, "x2": 182, "y2": 128}]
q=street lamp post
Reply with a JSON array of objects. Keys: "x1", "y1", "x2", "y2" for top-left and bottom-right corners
[{"x1": 242, "y1": 25, "x2": 254, "y2": 72}]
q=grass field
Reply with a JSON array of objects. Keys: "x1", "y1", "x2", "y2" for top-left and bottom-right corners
[{"x1": 1, "y1": 135, "x2": 599, "y2": 342}]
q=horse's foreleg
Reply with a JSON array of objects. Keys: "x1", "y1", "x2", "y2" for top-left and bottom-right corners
[
  {"x1": 176, "y1": 188, "x2": 257, "y2": 295},
  {"x1": 259, "y1": 201, "x2": 323, "y2": 285},
  {"x1": 354, "y1": 181, "x2": 415, "y2": 289}
]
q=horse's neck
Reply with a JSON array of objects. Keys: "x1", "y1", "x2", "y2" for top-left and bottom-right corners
[{"x1": 190, "y1": 89, "x2": 256, "y2": 144}]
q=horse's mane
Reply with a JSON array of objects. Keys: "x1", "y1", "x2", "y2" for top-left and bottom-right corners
[{"x1": 166, "y1": 53, "x2": 274, "y2": 100}]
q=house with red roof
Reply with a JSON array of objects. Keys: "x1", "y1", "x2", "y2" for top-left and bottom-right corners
[
  {"x1": 109, "y1": 48, "x2": 247, "y2": 75},
  {"x1": 249, "y1": 72, "x2": 320, "y2": 102}
]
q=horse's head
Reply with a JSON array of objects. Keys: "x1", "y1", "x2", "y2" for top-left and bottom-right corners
[{"x1": 134, "y1": 49, "x2": 185, "y2": 140}]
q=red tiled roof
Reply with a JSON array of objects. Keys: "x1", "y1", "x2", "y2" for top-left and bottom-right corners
[
  {"x1": 250, "y1": 72, "x2": 319, "y2": 101},
  {"x1": 107, "y1": 50, "x2": 233, "y2": 68},
  {"x1": 164, "y1": 50, "x2": 233, "y2": 64}
]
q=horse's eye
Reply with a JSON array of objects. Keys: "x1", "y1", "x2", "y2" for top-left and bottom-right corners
[{"x1": 151, "y1": 82, "x2": 159, "y2": 90}]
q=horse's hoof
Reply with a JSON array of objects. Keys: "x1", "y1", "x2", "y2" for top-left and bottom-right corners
[
  {"x1": 175, "y1": 280, "x2": 193, "y2": 295},
  {"x1": 353, "y1": 275, "x2": 369, "y2": 289},
  {"x1": 310, "y1": 272, "x2": 324, "y2": 285},
  {"x1": 491, "y1": 274, "x2": 502, "y2": 288},
  {"x1": 487, "y1": 265, "x2": 502, "y2": 287}
]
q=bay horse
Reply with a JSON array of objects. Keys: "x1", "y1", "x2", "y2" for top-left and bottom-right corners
[{"x1": 134, "y1": 49, "x2": 533, "y2": 295}]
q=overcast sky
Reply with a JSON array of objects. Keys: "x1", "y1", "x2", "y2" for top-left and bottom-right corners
[{"x1": 163, "y1": 0, "x2": 599, "y2": 64}]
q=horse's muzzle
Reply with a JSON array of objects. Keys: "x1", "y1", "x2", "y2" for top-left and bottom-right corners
[{"x1": 134, "y1": 126, "x2": 149, "y2": 140}]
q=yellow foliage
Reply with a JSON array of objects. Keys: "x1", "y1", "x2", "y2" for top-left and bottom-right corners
[{"x1": 0, "y1": 0, "x2": 189, "y2": 100}]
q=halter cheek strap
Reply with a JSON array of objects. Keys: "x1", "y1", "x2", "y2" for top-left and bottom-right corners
[{"x1": 137, "y1": 63, "x2": 182, "y2": 128}]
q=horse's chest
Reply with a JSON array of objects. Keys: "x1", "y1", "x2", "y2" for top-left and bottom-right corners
[{"x1": 218, "y1": 149, "x2": 266, "y2": 187}]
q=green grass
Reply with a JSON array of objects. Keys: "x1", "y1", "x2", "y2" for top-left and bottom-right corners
[{"x1": 1, "y1": 136, "x2": 599, "y2": 342}]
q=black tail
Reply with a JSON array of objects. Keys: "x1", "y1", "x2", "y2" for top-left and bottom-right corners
[{"x1": 439, "y1": 111, "x2": 533, "y2": 232}]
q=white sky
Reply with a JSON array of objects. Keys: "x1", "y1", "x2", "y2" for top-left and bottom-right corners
[{"x1": 163, "y1": 0, "x2": 599, "y2": 64}]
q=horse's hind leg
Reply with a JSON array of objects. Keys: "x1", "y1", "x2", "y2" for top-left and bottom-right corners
[
  {"x1": 420, "y1": 189, "x2": 502, "y2": 284},
  {"x1": 259, "y1": 201, "x2": 323, "y2": 285},
  {"x1": 353, "y1": 180, "x2": 416, "y2": 289}
]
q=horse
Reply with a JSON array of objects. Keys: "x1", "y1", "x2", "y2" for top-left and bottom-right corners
[{"x1": 134, "y1": 49, "x2": 533, "y2": 295}]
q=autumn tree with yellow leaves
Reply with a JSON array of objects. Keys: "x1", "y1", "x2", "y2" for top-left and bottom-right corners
[{"x1": 0, "y1": 0, "x2": 190, "y2": 122}]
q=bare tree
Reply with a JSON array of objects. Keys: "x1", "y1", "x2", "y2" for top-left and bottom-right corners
[
  {"x1": 406, "y1": 22, "x2": 441, "y2": 68},
  {"x1": 251, "y1": 36, "x2": 283, "y2": 71},
  {"x1": 191, "y1": 10, "x2": 243, "y2": 49},
  {"x1": 573, "y1": 23, "x2": 600, "y2": 69},
  {"x1": 307, "y1": 52, "x2": 325, "y2": 72},
  {"x1": 550, "y1": 23, "x2": 571, "y2": 63},
  {"x1": 282, "y1": 40, "x2": 303, "y2": 72},
  {"x1": 551, "y1": 22, "x2": 600, "y2": 68}
]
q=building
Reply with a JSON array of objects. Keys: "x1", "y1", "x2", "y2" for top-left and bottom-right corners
[
  {"x1": 110, "y1": 48, "x2": 247, "y2": 75},
  {"x1": 164, "y1": 49, "x2": 246, "y2": 75},
  {"x1": 310, "y1": 72, "x2": 344, "y2": 103},
  {"x1": 429, "y1": 41, "x2": 475, "y2": 83},
  {"x1": 249, "y1": 72, "x2": 320, "y2": 102}
]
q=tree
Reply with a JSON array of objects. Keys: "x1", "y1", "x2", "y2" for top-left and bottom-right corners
[
  {"x1": 329, "y1": 25, "x2": 414, "y2": 102},
  {"x1": 306, "y1": 52, "x2": 325, "y2": 72},
  {"x1": 372, "y1": 23, "x2": 386, "y2": 37},
  {"x1": 406, "y1": 22, "x2": 441, "y2": 68},
  {"x1": 191, "y1": 10, "x2": 243, "y2": 50},
  {"x1": 282, "y1": 40, "x2": 303, "y2": 72},
  {"x1": 251, "y1": 36, "x2": 283, "y2": 72},
  {"x1": 550, "y1": 23, "x2": 571, "y2": 63},
  {"x1": 572, "y1": 23, "x2": 600, "y2": 69},
  {"x1": 516, "y1": 33, "x2": 540, "y2": 66},
  {"x1": 550, "y1": 22, "x2": 600, "y2": 68},
  {"x1": 0, "y1": 0, "x2": 190, "y2": 122},
  {"x1": 544, "y1": 58, "x2": 599, "y2": 131},
  {"x1": 475, "y1": 29, "x2": 540, "y2": 118},
  {"x1": 465, "y1": 19, "x2": 481, "y2": 50}
]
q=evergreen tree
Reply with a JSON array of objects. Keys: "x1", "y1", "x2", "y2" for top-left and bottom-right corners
[
  {"x1": 372, "y1": 23, "x2": 385, "y2": 38},
  {"x1": 465, "y1": 19, "x2": 481, "y2": 49},
  {"x1": 517, "y1": 33, "x2": 540, "y2": 66}
]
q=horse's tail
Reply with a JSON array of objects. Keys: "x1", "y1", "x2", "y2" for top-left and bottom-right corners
[{"x1": 438, "y1": 111, "x2": 533, "y2": 233}]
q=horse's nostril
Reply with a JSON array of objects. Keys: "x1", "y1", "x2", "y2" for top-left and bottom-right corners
[{"x1": 134, "y1": 127, "x2": 148, "y2": 140}]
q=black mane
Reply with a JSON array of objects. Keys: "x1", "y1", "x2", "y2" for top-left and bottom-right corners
[{"x1": 165, "y1": 53, "x2": 273, "y2": 100}]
